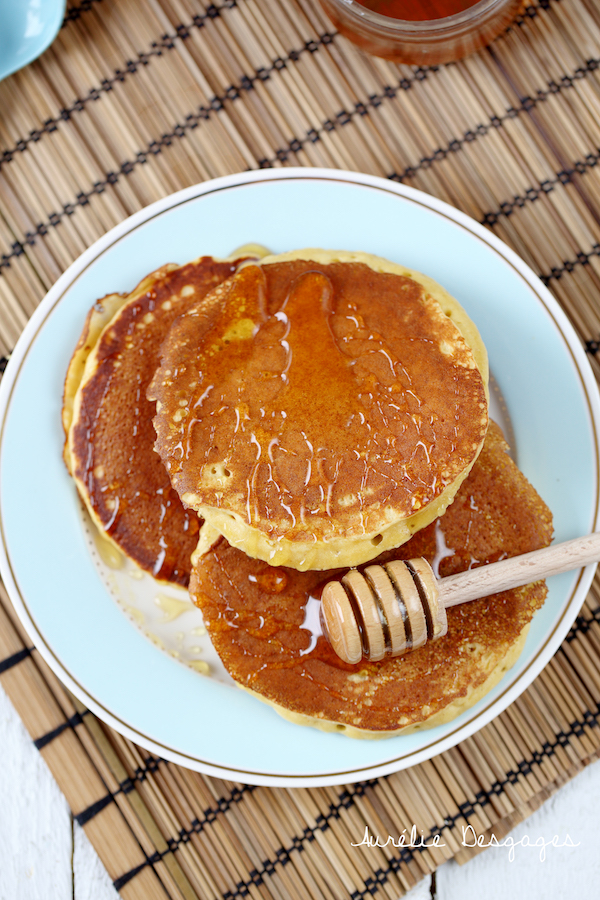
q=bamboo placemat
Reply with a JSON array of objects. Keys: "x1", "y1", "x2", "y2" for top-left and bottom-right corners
[{"x1": 2, "y1": 0, "x2": 600, "y2": 895}]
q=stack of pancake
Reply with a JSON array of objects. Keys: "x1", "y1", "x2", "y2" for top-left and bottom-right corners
[{"x1": 64, "y1": 247, "x2": 552, "y2": 737}]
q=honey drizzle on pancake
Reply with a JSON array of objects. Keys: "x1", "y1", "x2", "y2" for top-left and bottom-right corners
[
  {"x1": 71, "y1": 258, "x2": 244, "y2": 585},
  {"x1": 189, "y1": 423, "x2": 554, "y2": 734},
  {"x1": 77, "y1": 288, "x2": 199, "y2": 582},
  {"x1": 169, "y1": 260, "x2": 488, "y2": 542}
]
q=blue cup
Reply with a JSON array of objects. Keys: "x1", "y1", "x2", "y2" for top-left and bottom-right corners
[{"x1": 0, "y1": 0, "x2": 66, "y2": 81}]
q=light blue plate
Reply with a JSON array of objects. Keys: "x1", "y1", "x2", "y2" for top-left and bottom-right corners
[
  {"x1": 0, "y1": 0, "x2": 65, "y2": 81},
  {"x1": 1, "y1": 169, "x2": 599, "y2": 786}
]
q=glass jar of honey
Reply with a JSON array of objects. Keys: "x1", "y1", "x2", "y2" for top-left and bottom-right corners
[{"x1": 318, "y1": 0, "x2": 523, "y2": 65}]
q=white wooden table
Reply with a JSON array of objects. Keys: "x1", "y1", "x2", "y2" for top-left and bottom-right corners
[{"x1": 2, "y1": 682, "x2": 599, "y2": 899}]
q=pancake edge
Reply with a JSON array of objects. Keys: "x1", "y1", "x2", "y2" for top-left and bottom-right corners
[
  {"x1": 62, "y1": 291, "x2": 128, "y2": 470},
  {"x1": 237, "y1": 622, "x2": 530, "y2": 739},
  {"x1": 65, "y1": 265, "x2": 181, "y2": 564}
]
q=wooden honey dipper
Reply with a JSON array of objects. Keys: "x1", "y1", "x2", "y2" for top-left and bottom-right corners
[{"x1": 320, "y1": 532, "x2": 600, "y2": 665}]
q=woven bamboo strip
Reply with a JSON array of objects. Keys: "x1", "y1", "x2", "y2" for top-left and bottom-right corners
[
  {"x1": 396, "y1": 770, "x2": 456, "y2": 865},
  {"x1": 326, "y1": 785, "x2": 409, "y2": 889},
  {"x1": 54, "y1": 25, "x2": 251, "y2": 171},
  {"x1": 2, "y1": 656, "x2": 74, "y2": 746},
  {"x1": 456, "y1": 737, "x2": 515, "y2": 819},
  {"x1": 347, "y1": 794, "x2": 424, "y2": 892},
  {"x1": 406, "y1": 762, "x2": 465, "y2": 855},
  {"x1": 240, "y1": 795, "x2": 328, "y2": 899},
  {"x1": 0, "y1": 600, "x2": 31, "y2": 662},
  {"x1": 489, "y1": 716, "x2": 544, "y2": 794},
  {"x1": 496, "y1": 708, "x2": 559, "y2": 794},
  {"x1": 545, "y1": 650, "x2": 599, "y2": 723},
  {"x1": 0, "y1": 248, "x2": 44, "y2": 317},
  {"x1": 503, "y1": 698, "x2": 563, "y2": 784},
  {"x1": 584, "y1": 585, "x2": 600, "y2": 616},
  {"x1": 521, "y1": 675, "x2": 581, "y2": 756},
  {"x1": 581, "y1": 620, "x2": 600, "y2": 662},
  {"x1": 321, "y1": 787, "x2": 394, "y2": 894},
  {"x1": 429, "y1": 750, "x2": 492, "y2": 835},
  {"x1": 519, "y1": 683, "x2": 583, "y2": 771},
  {"x1": 573, "y1": 616, "x2": 600, "y2": 675},
  {"x1": 472, "y1": 721, "x2": 535, "y2": 806},
  {"x1": 255, "y1": 788, "x2": 354, "y2": 898},
  {"x1": 499, "y1": 702, "x2": 560, "y2": 785},
  {"x1": 469, "y1": 730, "x2": 529, "y2": 812},
  {"x1": 226, "y1": 789, "x2": 314, "y2": 899},
  {"x1": 74, "y1": 722, "x2": 201, "y2": 899},
  {"x1": 355, "y1": 779, "x2": 435, "y2": 878},
  {"x1": 442, "y1": 745, "x2": 496, "y2": 820},
  {"x1": 0, "y1": 19, "x2": 548, "y2": 183},
  {"x1": 145, "y1": 780, "x2": 228, "y2": 898},
  {"x1": 108, "y1": 738, "x2": 254, "y2": 900},
  {"x1": 559, "y1": 627, "x2": 600, "y2": 699},
  {"x1": 539, "y1": 668, "x2": 598, "y2": 758},
  {"x1": 323, "y1": 787, "x2": 423, "y2": 896}
]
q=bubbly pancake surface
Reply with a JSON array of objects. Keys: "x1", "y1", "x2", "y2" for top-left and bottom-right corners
[
  {"x1": 189, "y1": 422, "x2": 553, "y2": 736},
  {"x1": 150, "y1": 250, "x2": 489, "y2": 570},
  {"x1": 67, "y1": 257, "x2": 246, "y2": 585}
]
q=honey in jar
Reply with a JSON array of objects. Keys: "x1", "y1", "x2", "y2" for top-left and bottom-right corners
[{"x1": 318, "y1": 0, "x2": 523, "y2": 65}]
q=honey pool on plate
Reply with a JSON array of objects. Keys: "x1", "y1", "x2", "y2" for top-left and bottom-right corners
[{"x1": 82, "y1": 506, "x2": 234, "y2": 686}]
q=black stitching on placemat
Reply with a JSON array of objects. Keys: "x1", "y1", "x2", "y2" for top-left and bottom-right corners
[
  {"x1": 462, "y1": 706, "x2": 600, "y2": 810},
  {"x1": 110, "y1": 781, "x2": 258, "y2": 891},
  {"x1": 0, "y1": 63, "x2": 434, "y2": 271},
  {"x1": 0, "y1": 646, "x2": 34, "y2": 674},
  {"x1": 0, "y1": 0, "x2": 566, "y2": 191},
  {"x1": 253, "y1": 67, "x2": 439, "y2": 167},
  {"x1": 105, "y1": 699, "x2": 600, "y2": 892},
  {"x1": 480, "y1": 149, "x2": 600, "y2": 226},
  {"x1": 0, "y1": 54, "x2": 427, "y2": 272},
  {"x1": 539, "y1": 244, "x2": 600, "y2": 285},
  {"x1": 0, "y1": 10, "x2": 335, "y2": 175},
  {"x1": 34, "y1": 710, "x2": 87, "y2": 749},
  {"x1": 565, "y1": 603, "x2": 600, "y2": 637},
  {"x1": 63, "y1": 0, "x2": 103, "y2": 26},
  {"x1": 114, "y1": 781, "x2": 379, "y2": 896},
  {"x1": 386, "y1": 56, "x2": 600, "y2": 188},
  {"x1": 381, "y1": 48, "x2": 600, "y2": 213},
  {"x1": 43, "y1": 684, "x2": 600, "y2": 888},
  {"x1": 71, "y1": 753, "x2": 164, "y2": 828},
  {"x1": 9, "y1": 39, "x2": 595, "y2": 271},
  {"x1": 342, "y1": 704, "x2": 600, "y2": 898},
  {"x1": 220, "y1": 782, "x2": 380, "y2": 900},
  {"x1": 71, "y1": 749, "x2": 164, "y2": 836},
  {"x1": 113, "y1": 852, "x2": 167, "y2": 891},
  {"x1": 75, "y1": 792, "x2": 115, "y2": 826}
]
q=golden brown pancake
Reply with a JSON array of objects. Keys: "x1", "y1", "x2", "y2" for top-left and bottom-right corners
[
  {"x1": 65, "y1": 256, "x2": 251, "y2": 585},
  {"x1": 189, "y1": 422, "x2": 553, "y2": 736},
  {"x1": 150, "y1": 249, "x2": 489, "y2": 571}
]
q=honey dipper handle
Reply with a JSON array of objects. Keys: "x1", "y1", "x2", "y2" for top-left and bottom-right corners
[{"x1": 438, "y1": 532, "x2": 600, "y2": 609}]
